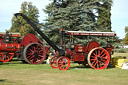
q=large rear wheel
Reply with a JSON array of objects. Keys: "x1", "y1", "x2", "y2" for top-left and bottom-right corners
[
  {"x1": 87, "y1": 47, "x2": 110, "y2": 70},
  {"x1": 23, "y1": 43, "x2": 46, "y2": 64}
]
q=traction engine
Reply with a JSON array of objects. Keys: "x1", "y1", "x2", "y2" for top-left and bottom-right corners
[
  {"x1": 14, "y1": 13, "x2": 116, "y2": 70},
  {"x1": 0, "y1": 32, "x2": 21, "y2": 62},
  {"x1": 0, "y1": 31, "x2": 49, "y2": 64}
]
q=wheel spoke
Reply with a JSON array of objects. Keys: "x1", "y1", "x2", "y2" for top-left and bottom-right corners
[
  {"x1": 90, "y1": 55, "x2": 95, "y2": 58},
  {"x1": 91, "y1": 59, "x2": 96, "y2": 61},
  {"x1": 29, "y1": 48, "x2": 34, "y2": 53},
  {"x1": 98, "y1": 50, "x2": 100, "y2": 56},
  {"x1": 93, "y1": 53, "x2": 96, "y2": 56},
  {"x1": 34, "y1": 47, "x2": 36, "y2": 51},
  {"x1": 31, "y1": 46, "x2": 34, "y2": 51},
  {"x1": 93, "y1": 61, "x2": 98, "y2": 67},
  {"x1": 38, "y1": 55, "x2": 44, "y2": 58},
  {"x1": 95, "y1": 50, "x2": 97, "y2": 55},
  {"x1": 97, "y1": 62, "x2": 99, "y2": 69},
  {"x1": 92, "y1": 60, "x2": 96, "y2": 65},
  {"x1": 100, "y1": 53, "x2": 106, "y2": 58},
  {"x1": 28, "y1": 55, "x2": 33, "y2": 61},
  {"x1": 99, "y1": 50, "x2": 105, "y2": 56},
  {"x1": 101, "y1": 62, "x2": 105, "y2": 65},
  {"x1": 99, "y1": 62, "x2": 102, "y2": 68}
]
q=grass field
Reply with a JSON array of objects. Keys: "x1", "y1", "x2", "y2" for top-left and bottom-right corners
[{"x1": 0, "y1": 53, "x2": 128, "y2": 85}]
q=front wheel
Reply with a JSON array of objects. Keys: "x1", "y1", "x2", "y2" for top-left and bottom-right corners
[
  {"x1": 0, "y1": 52, "x2": 14, "y2": 62},
  {"x1": 57, "y1": 57, "x2": 70, "y2": 70},
  {"x1": 50, "y1": 56, "x2": 58, "y2": 69}
]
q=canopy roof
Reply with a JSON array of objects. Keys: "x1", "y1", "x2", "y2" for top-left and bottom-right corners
[
  {"x1": 0, "y1": 32, "x2": 21, "y2": 37},
  {"x1": 65, "y1": 31, "x2": 116, "y2": 36}
]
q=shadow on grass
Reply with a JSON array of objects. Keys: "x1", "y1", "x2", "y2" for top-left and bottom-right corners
[
  {"x1": 0, "y1": 79, "x2": 7, "y2": 82},
  {"x1": 0, "y1": 60, "x2": 47, "y2": 65},
  {"x1": 69, "y1": 64, "x2": 115, "y2": 70},
  {"x1": 0, "y1": 61, "x2": 25, "y2": 65},
  {"x1": 69, "y1": 65, "x2": 92, "y2": 70}
]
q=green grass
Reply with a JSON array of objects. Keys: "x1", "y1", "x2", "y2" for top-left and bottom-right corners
[
  {"x1": 0, "y1": 52, "x2": 128, "y2": 85},
  {"x1": 0, "y1": 60, "x2": 128, "y2": 85}
]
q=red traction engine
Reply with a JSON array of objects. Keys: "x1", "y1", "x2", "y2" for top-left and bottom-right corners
[
  {"x1": 14, "y1": 13, "x2": 116, "y2": 70},
  {"x1": 0, "y1": 32, "x2": 49, "y2": 64},
  {"x1": 0, "y1": 32, "x2": 21, "y2": 62},
  {"x1": 50, "y1": 30, "x2": 116, "y2": 70}
]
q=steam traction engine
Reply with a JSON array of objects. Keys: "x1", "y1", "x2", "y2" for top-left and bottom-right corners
[
  {"x1": 0, "y1": 32, "x2": 49, "y2": 64},
  {"x1": 0, "y1": 32, "x2": 21, "y2": 62},
  {"x1": 14, "y1": 13, "x2": 116, "y2": 70},
  {"x1": 50, "y1": 30, "x2": 116, "y2": 70}
]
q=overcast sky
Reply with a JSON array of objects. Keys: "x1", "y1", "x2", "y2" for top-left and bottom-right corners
[{"x1": 0, "y1": 0, "x2": 128, "y2": 39}]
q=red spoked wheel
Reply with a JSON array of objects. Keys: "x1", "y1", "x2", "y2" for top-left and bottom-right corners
[
  {"x1": 23, "y1": 43, "x2": 46, "y2": 64},
  {"x1": 50, "y1": 56, "x2": 58, "y2": 69},
  {"x1": 0, "y1": 52, "x2": 14, "y2": 62},
  {"x1": 87, "y1": 41, "x2": 100, "y2": 52},
  {"x1": 87, "y1": 47, "x2": 110, "y2": 70},
  {"x1": 57, "y1": 57, "x2": 70, "y2": 70}
]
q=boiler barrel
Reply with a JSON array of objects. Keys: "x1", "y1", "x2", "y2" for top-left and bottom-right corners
[{"x1": 0, "y1": 42, "x2": 21, "y2": 52}]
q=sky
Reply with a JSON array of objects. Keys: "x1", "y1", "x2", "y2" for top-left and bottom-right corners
[{"x1": 0, "y1": 0, "x2": 128, "y2": 39}]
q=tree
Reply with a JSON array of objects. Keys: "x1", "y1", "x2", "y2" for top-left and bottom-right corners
[
  {"x1": 10, "y1": 2, "x2": 41, "y2": 37},
  {"x1": 42, "y1": 0, "x2": 114, "y2": 46},
  {"x1": 123, "y1": 26, "x2": 128, "y2": 44},
  {"x1": 97, "y1": 0, "x2": 113, "y2": 32},
  {"x1": 43, "y1": 0, "x2": 102, "y2": 44}
]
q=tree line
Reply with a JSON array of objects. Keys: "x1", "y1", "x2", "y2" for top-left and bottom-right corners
[{"x1": 10, "y1": 0, "x2": 123, "y2": 46}]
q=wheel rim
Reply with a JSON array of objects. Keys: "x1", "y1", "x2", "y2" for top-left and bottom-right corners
[
  {"x1": 87, "y1": 47, "x2": 110, "y2": 70},
  {"x1": 23, "y1": 43, "x2": 46, "y2": 64},
  {"x1": 50, "y1": 56, "x2": 58, "y2": 68},
  {"x1": 58, "y1": 57, "x2": 70, "y2": 70},
  {"x1": 0, "y1": 52, "x2": 14, "y2": 62}
]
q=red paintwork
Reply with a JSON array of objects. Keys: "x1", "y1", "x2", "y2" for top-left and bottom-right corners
[
  {"x1": 0, "y1": 33, "x2": 21, "y2": 62},
  {"x1": 75, "y1": 45, "x2": 85, "y2": 52},
  {"x1": 66, "y1": 31, "x2": 116, "y2": 36},
  {"x1": 0, "y1": 32, "x2": 50, "y2": 64},
  {"x1": 74, "y1": 53, "x2": 85, "y2": 61},
  {"x1": 87, "y1": 41, "x2": 100, "y2": 52},
  {"x1": 0, "y1": 41, "x2": 21, "y2": 52},
  {"x1": 63, "y1": 32, "x2": 115, "y2": 70},
  {"x1": 22, "y1": 33, "x2": 38, "y2": 47}
]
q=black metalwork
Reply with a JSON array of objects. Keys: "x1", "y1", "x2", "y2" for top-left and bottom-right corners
[{"x1": 14, "y1": 13, "x2": 65, "y2": 56}]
